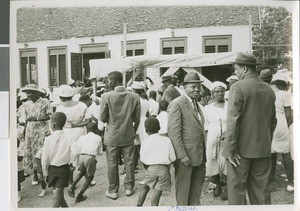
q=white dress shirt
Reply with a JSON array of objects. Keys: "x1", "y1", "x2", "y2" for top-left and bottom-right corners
[
  {"x1": 140, "y1": 133, "x2": 176, "y2": 165},
  {"x1": 77, "y1": 132, "x2": 102, "y2": 156},
  {"x1": 42, "y1": 130, "x2": 78, "y2": 176},
  {"x1": 156, "y1": 111, "x2": 168, "y2": 134},
  {"x1": 148, "y1": 98, "x2": 159, "y2": 116}
]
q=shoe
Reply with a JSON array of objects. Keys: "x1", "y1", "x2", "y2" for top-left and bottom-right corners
[
  {"x1": 105, "y1": 190, "x2": 118, "y2": 200},
  {"x1": 31, "y1": 180, "x2": 38, "y2": 186},
  {"x1": 125, "y1": 188, "x2": 134, "y2": 196},
  {"x1": 90, "y1": 180, "x2": 96, "y2": 187},
  {"x1": 287, "y1": 185, "x2": 294, "y2": 192},
  {"x1": 75, "y1": 195, "x2": 87, "y2": 203},
  {"x1": 38, "y1": 190, "x2": 46, "y2": 198},
  {"x1": 213, "y1": 185, "x2": 222, "y2": 197},
  {"x1": 138, "y1": 180, "x2": 145, "y2": 185},
  {"x1": 220, "y1": 186, "x2": 228, "y2": 200},
  {"x1": 68, "y1": 187, "x2": 75, "y2": 198}
]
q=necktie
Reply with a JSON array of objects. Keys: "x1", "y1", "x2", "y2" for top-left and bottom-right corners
[{"x1": 193, "y1": 100, "x2": 204, "y2": 124}]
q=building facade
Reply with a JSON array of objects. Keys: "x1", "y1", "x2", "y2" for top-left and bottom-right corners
[{"x1": 15, "y1": 6, "x2": 260, "y2": 88}]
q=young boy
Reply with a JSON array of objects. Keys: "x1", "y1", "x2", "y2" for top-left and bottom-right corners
[
  {"x1": 68, "y1": 122, "x2": 102, "y2": 203},
  {"x1": 41, "y1": 112, "x2": 78, "y2": 208},
  {"x1": 137, "y1": 117, "x2": 176, "y2": 206}
]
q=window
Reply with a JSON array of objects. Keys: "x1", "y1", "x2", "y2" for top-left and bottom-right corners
[
  {"x1": 203, "y1": 35, "x2": 232, "y2": 53},
  {"x1": 49, "y1": 47, "x2": 67, "y2": 86},
  {"x1": 20, "y1": 49, "x2": 38, "y2": 87},
  {"x1": 121, "y1": 40, "x2": 146, "y2": 57},
  {"x1": 161, "y1": 37, "x2": 187, "y2": 55}
]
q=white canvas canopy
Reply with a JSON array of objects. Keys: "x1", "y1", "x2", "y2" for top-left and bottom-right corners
[{"x1": 89, "y1": 52, "x2": 237, "y2": 90}]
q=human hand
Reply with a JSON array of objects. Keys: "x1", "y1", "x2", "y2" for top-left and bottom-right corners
[
  {"x1": 180, "y1": 156, "x2": 190, "y2": 166},
  {"x1": 228, "y1": 154, "x2": 241, "y2": 167}
]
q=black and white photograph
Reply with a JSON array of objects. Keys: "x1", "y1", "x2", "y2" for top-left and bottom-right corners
[{"x1": 9, "y1": 0, "x2": 299, "y2": 210}]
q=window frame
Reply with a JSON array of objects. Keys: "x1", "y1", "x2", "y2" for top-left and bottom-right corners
[
  {"x1": 48, "y1": 46, "x2": 68, "y2": 87},
  {"x1": 121, "y1": 39, "x2": 146, "y2": 57},
  {"x1": 19, "y1": 48, "x2": 38, "y2": 87},
  {"x1": 160, "y1": 37, "x2": 187, "y2": 55},
  {"x1": 202, "y1": 35, "x2": 232, "y2": 54}
]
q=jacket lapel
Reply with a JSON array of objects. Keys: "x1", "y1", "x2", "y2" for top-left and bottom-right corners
[{"x1": 183, "y1": 97, "x2": 202, "y2": 126}]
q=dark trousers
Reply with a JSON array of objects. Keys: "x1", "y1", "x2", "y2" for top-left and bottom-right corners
[
  {"x1": 174, "y1": 161, "x2": 206, "y2": 206},
  {"x1": 133, "y1": 145, "x2": 141, "y2": 169},
  {"x1": 105, "y1": 144, "x2": 135, "y2": 193},
  {"x1": 270, "y1": 153, "x2": 294, "y2": 184},
  {"x1": 227, "y1": 157, "x2": 271, "y2": 205}
]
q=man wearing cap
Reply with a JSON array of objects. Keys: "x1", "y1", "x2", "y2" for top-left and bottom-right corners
[
  {"x1": 100, "y1": 71, "x2": 141, "y2": 200},
  {"x1": 168, "y1": 72, "x2": 206, "y2": 206},
  {"x1": 259, "y1": 69, "x2": 273, "y2": 85},
  {"x1": 162, "y1": 75, "x2": 182, "y2": 103},
  {"x1": 223, "y1": 52, "x2": 277, "y2": 205}
]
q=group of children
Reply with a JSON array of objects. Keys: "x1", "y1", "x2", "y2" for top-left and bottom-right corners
[
  {"x1": 18, "y1": 95, "x2": 176, "y2": 207},
  {"x1": 18, "y1": 112, "x2": 102, "y2": 207}
]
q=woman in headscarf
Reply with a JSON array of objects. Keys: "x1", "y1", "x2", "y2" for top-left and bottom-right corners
[
  {"x1": 270, "y1": 73, "x2": 294, "y2": 192},
  {"x1": 56, "y1": 84, "x2": 91, "y2": 184},
  {"x1": 204, "y1": 81, "x2": 228, "y2": 200},
  {"x1": 21, "y1": 84, "x2": 52, "y2": 185}
]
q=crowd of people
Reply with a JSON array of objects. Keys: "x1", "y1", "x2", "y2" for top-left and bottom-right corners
[{"x1": 16, "y1": 52, "x2": 294, "y2": 207}]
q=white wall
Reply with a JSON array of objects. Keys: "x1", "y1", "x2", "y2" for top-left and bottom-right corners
[{"x1": 15, "y1": 25, "x2": 250, "y2": 88}]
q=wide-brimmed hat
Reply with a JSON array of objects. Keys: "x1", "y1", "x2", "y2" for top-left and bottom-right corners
[
  {"x1": 226, "y1": 75, "x2": 238, "y2": 82},
  {"x1": 231, "y1": 52, "x2": 261, "y2": 66},
  {"x1": 182, "y1": 72, "x2": 203, "y2": 85},
  {"x1": 57, "y1": 85, "x2": 75, "y2": 97},
  {"x1": 132, "y1": 81, "x2": 145, "y2": 90},
  {"x1": 210, "y1": 81, "x2": 227, "y2": 91},
  {"x1": 272, "y1": 73, "x2": 288, "y2": 83},
  {"x1": 259, "y1": 69, "x2": 273, "y2": 81},
  {"x1": 21, "y1": 84, "x2": 44, "y2": 94},
  {"x1": 161, "y1": 75, "x2": 172, "y2": 83}
]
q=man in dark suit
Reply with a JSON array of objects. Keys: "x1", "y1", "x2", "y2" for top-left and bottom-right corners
[
  {"x1": 168, "y1": 72, "x2": 206, "y2": 205},
  {"x1": 223, "y1": 52, "x2": 277, "y2": 205},
  {"x1": 100, "y1": 71, "x2": 141, "y2": 200}
]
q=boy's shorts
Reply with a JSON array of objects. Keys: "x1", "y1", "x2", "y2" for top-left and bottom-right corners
[
  {"x1": 48, "y1": 164, "x2": 70, "y2": 188},
  {"x1": 78, "y1": 154, "x2": 96, "y2": 177},
  {"x1": 145, "y1": 164, "x2": 171, "y2": 192}
]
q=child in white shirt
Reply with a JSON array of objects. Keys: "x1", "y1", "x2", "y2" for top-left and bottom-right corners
[
  {"x1": 156, "y1": 100, "x2": 169, "y2": 136},
  {"x1": 68, "y1": 122, "x2": 102, "y2": 203},
  {"x1": 137, "y1": 117, "x2": 176, "y2": 206},
  {"x1": 42, "y1": 112, "x2": 78, "y2": 208}
]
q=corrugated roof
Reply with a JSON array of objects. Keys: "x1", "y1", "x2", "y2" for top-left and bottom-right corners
[{"x1": 17, "y1": 6, "x2": 260, "y2": 42}]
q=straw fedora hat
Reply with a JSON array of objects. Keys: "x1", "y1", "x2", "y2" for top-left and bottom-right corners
[
  {"x1": 21, "y1": 84, "x2": 44, "y2": 94},
  {"x1": 57, "y1": 85, "x2": 75, "y2": 97}
]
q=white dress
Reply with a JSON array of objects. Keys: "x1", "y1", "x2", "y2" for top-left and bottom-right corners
[
  {"x1": 204, "y1": 101, "x2": 228, "y2": 176},
  {"x1": 56, "y1": 101, "x2": 90, "y2": 143},
  {"x1": 271, "y1": 90, "x2": 291, "y2": 154},
  {"x1": 135, "y1": 98, "x2": 149, "y2": 145}
]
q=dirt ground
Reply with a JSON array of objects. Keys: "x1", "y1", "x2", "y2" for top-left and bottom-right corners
[{"x1": 18, "y1": 152, "x2": 294, "y2": 208}]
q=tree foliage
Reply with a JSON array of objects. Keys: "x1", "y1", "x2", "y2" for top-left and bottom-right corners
[{"x1": 252, "y1": 6, "x2": 292, "y2": 72}]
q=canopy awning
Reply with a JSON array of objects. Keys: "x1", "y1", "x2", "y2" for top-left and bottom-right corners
[{"x1": 89, "y1": 52, "x2": 237, "y2": 79}]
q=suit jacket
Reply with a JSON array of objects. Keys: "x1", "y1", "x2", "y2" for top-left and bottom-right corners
[
  {"x1": 163, "y1": 85, "x2": 181, "y2": 103},
  {"x1": 100, "y1": 86, "x2": 141, "y2": 147},
  {"x1": 223, "y1": 74, "x2": 277, "y2": 158},
  {"x1": 168, "y1": 95, "x2": 206, "y2": 166}
]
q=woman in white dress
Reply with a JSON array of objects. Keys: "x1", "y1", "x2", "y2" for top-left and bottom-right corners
[
  {"x1": 204, "y1": 81, "x2": 228, "y2": 200},
  {"x1": 56, "y1": 85, "x2": 91, "y2": 184},
  {"x1": 270, "y1": 74, "x2": 294, "y2": 192},
  {"x1": 132, "y1": 81, "x2": 149, "y2": 170}
]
